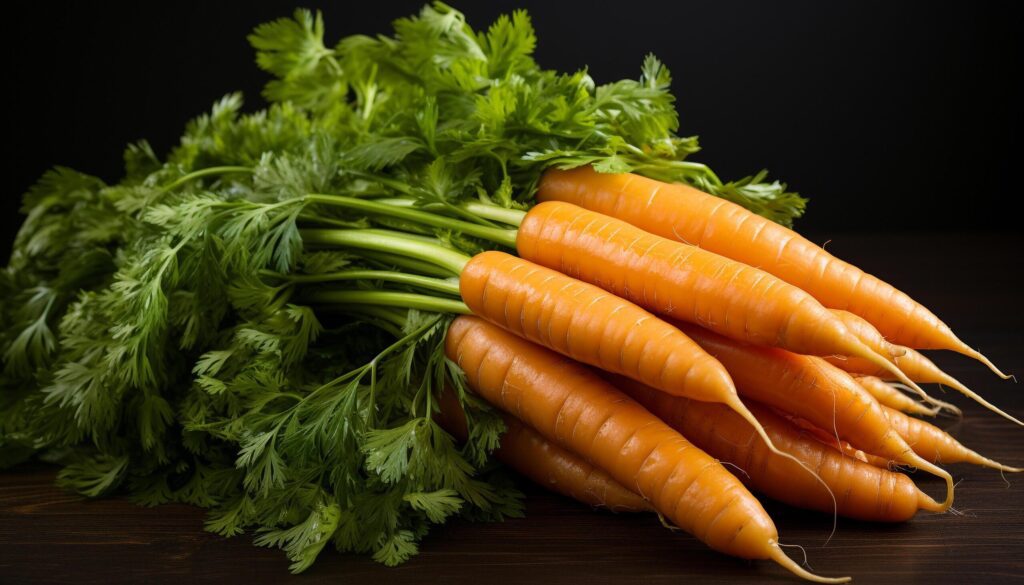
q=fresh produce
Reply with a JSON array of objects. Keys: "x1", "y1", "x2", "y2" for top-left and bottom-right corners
[
  {"x1": 827, "y1": 344, "x2": 1020, "y2": 425},
  {"x1": 518, "y1": 202, "x2": 905, "y2": 374},
  {"x1": 1, "y1": 3, "x2": 1018, "y2": 581},
  {"x1": 673, "y1": 323, "x2": 955, "y2": 509},
  {"x1": 830, "y1": 309, "x2": 906, "y2": 359},
  {"x1": 536, "y1": 166, "x2": 1009, "y2": 376},
  {"x1": 853, "y1": 375, "x2": 941, "y2": 417},
  {"x1": 434, "y1": 386, "x2": 650, "y2": 513},
  {"x1": 880, "y1": 406, "x2": 1021, "y2": 472},
  {"x1": 445, "y1": 316, "x2": 848, "y2": 583},
  {"x1": 610, "y1": 375, "x2": 944, "y2": 522}
]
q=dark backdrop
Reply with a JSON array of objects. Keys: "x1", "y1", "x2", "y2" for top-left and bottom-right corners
[{"x1": 4, "y1": 1, "x2": 1021, "y2": 259}]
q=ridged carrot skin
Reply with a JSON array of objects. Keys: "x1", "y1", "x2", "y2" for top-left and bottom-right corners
[
  {"x1": 459, "y1": 251, "x2": 734, "y2": 406},
  {"x1": 675, "y1": 322, "x2": 955, "y2": 510},
  {"x1": 537, "y1": 167, "x2": 1006, "y2": 377},
  {"x1": 611, "y1": 375, "x2": 943, "y2": 522},
  {"x1": 880, "y1": 406, "x2": 1021, "y2": 472},
  {"x1": 516, "y1": 201, "x2": 905, "y2": 383},
  {"x1": 434, "y1": 388, "x2": 651, "y2": 513},
  {"x1": 781, "y1": 413, "x2": 893, "y2": 469},
  {"x1": 854, "y1": 375, "x2": 939, "y2": 417},
  {"x1": 445, "y1": 316, "x2": 848, "y2": 583}
]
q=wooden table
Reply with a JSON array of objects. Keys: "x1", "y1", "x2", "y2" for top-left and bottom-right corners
[{"x1": 2, "y1": 232, "x2": 1023, "y2": 584}]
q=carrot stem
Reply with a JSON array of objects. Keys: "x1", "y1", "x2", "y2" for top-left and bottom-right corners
[
  {"x1": 272, "y1": 269, "x2": 461, "y2": 296},
  {"x1": 374, "y1": 197, "x2": 528, "y2": 227},
  {"x1": 301, "y1": 290, "x2": 471, "y2": 315},
  {"x1": 162, "y1": 165, "x2": 254, "y2": 192},
  {"x1": 305, "y1": 194, "x2": 519, "y2": 247},
  {"x1": 301, "y1": 228, "x2": 470, "y2": 275}
]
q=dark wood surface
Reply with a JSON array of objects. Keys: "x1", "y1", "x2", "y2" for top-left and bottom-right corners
[{"x1": 2, "y1": 232, "x2": 1023, "y2": 585}]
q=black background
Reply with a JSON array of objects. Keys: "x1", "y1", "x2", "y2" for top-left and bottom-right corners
[{"x1": 4, "y1": 1, "x2": 1021, "y2": 260}]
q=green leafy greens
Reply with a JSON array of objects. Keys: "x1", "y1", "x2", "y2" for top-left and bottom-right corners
[{"x1": 1, "y1": 3, "x2": 804, "y2": 571}]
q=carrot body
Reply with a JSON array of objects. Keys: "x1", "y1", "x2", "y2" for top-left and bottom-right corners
[
  {"x1": 611, "y1": 376, "x2": 942, "y2": 522},
  {"x1": 780, "y1": 412, "x2": 893, "y2": 469},
  {"x1": 854, "y1": 375, "x2": 939, "y2": 417},
  {"x1": 830, "y1": 310, "x2": 905, "y2": 359},
  {"x1": 516, "y1": 201, "x2": 908, "y2": 384},
  {"x1": 459, "y1": 251, "x2": 754, "y2": 415},
  {"x1": 880, "y1": 406, "x2": 1021, "y2": 472},
  {"x1": 445, "y1": 316, "x2": 848, "y2": 583},
  {"x1": 675, "y1": 322, "x2": 955, "y2": 510},
  {"x1": 537, "y1": 167, "x2": 1006, "y2": 376},
  {"x1": 434, "y1": 389, "x2": 651, "y2": 512}
]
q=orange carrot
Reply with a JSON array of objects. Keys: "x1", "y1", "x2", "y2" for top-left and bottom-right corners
[
  {"x1": 459, "y1": 250, "x2": 790, "y2": 463},
  {"x1": 780, "y1": 412, "x2": 894, "y2": 469},
  {"x1": 854, "y1": 375, "x2": 940, "y2": 417},
  {"x1": 674, "y1": 322, "x2": 955, "y2": 510},
  {"x1": 827, "y1": 346, "x2": 1020, "y2": 425},
  {"x1": 611, "y1": 375, "x2": 943, "y2": 522},
  {"x1": 880, "y1": 406, "x2": 1022, "y2": 472},
  {"x1": 516, "y1": 200, "x2": 923, "y2": 394},
  {"x1": 434, "y1": 388, "x2": 651, "y2": 512},
  {"x1": 830, "y1": 310, "x2": 905, "y2": 359},
  {"x1": 537, "y1": 166, "x2": 1007, "y2": 377},
  {"x1": 446, "y1": 315, "x2": 849, "y2": 583}
]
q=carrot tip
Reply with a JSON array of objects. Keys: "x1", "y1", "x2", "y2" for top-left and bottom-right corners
[
  {"x1": 964, "y1": 347, "x2": 1013, "y2": 380},
  {"x1": 909, "y1": 455, "x2": 954, "y2": 512},
  {"x1": 917, "y1": 490, "x2": 946, "y2": 513},
  {"x1": 768, "y1": 542, "x2": 851, "y2": 584}
]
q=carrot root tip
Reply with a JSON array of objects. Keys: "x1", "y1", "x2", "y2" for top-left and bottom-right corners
[{"x1": 768, "y1": 542, "x2": 851, "y2": 584}]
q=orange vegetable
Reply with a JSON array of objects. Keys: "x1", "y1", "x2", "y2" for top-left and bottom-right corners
[
  {"x1": 831, "y1": 309, "x2": 905, "y2": 359},
  {"x1": 675, "y1": 322, "x2": 955, "y2": 510},
  {"x1": 854, "y1": 375, "x2": 941, "y2": 417},
  {"x1": 445, "y1": 315, "x2": 848, "y2": 583},
  {"x1": 827, "y1": 346, "x2": 1020, "y2": 425},
  {"x1": 611, "y1": 375, "x2": 942, "y2": 522},
  {"x1": 537, "y1": 166, "x2": 1007, "y2": 377},
  {"x1": 516, "y1": 200, "x2": 920, "y2": 392},
  {"x1": 459, "y1": 250, "x2": 786, "y2": 461},
  {"x1": 434, "y1": 388, "x2": 651, "y2": 512},
  {"x1": 880, "y1": 406, "x2": 1021, "y2": 472}
]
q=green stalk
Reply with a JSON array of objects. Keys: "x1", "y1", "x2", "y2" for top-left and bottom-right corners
[
  {"x1": 301, "y1": 229, "x2": 470, "y2": 275},
  {"x1": 162, "y1": 166, "x2": 254, "y2": 192},
  {"x1": 284, "y1": 270, "x2": 461, "y2": 296},
  {"x1": 375, "y1": 198, "x2": 525, "y2": 227},
  {"x1": 306, "y1": 194, "x2": 518, "y2": 247},
  {"x1": 360, "y1": 251, "x2": 456, "y2": 278},
  {"x1": 462, "y1": 201, "x2": 525, "y2": 227},
  {"x1": 303, "y1": 290, "x2": 470, "y2": 315}
]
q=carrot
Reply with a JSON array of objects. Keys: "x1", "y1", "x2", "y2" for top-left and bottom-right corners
[
  {"x1": 445, "y1": 315, "x2": 849, "y2": 583},
  {"x1": 780, "y1": 412, "x2": 896, "y2": 469},
  {"x1": 827, "y1": 345, "x2": 1021, "y2": 425},
  {"x1": 434, "y1": 388, "x2": 651, "y2": 513},
  {"x1": 880, "y1": 406, "x2": 1022, "y2": 473},
  {"x1": 610, "y1": 375, "x2": 943, "y2": 522},
  {"x1": 854, "y1": 375, "x2": 941, "y2": 417},
  {"x1": 674, "y1": 321, "x2": 956, "y2": 510},
  {"x1": 459, "y1": 250, "x2": 795, "y2": 466},
  {"x1": 537, "y1": 166, "x2": 1008, "y2": 378},
  {"x1": 516, "y1": 200, "x2": 923, "y2": 394},
  {"x1": 830, "y1": 310, "x2": 905, "y2": 359}
]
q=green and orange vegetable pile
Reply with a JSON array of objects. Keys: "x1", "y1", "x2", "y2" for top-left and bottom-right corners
[{"x1": 1, "y1": 4, "x2": 1017, "y2": 581}]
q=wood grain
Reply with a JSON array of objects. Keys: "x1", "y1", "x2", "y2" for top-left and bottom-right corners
[{"x1": 2, "y1": 232, "x2": 1023, "y2": 584}]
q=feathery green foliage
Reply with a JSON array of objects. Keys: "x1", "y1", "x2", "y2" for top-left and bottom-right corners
[{"x1": 1, "y1": 3, "x2": 803, "y2": 572}]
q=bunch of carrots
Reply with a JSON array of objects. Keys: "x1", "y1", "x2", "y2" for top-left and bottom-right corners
[
  {"x1": 321, "y1": 166, "x2": 1019, "y2": 582},
  {"x1": 7, "y1": 7, "x2": 1017, "y2": 579}
]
